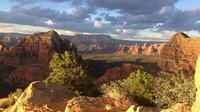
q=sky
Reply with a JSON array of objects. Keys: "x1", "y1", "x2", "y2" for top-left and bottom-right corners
[{"x1": 0, "y1": 0, "x2": 200, "y2": 40}]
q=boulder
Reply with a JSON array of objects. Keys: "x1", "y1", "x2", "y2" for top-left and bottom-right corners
[
  {"x1": 65, "y1": 96, "x2": 135, "y2": 112},
  {"x1": 5, "y1": 81, "x2": 75, "y2": 112},
  {"x1": 192, "y1": 56, "x2": 200, "y2": 112},
  {"x1": 158, "y1": 32, "x2": 200, "y2": 73}
]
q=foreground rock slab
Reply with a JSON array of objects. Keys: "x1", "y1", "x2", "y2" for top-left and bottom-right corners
[
  {"x1": 65, "y1": 96, "x2": 136, "y2": 112},
  {"x1": 5, "y1": 81, "x2": 75, "y2": 112}
]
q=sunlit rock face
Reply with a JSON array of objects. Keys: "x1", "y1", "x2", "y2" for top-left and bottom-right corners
[
  {"x1": 65, "y1": 96, "x2": 135, "y2": 112},
  {"x1": 0, "y1": 30, "x2": 76, "y2": 65},
  {"x1": 5, "y1": 81, "x2": 75, "y2": 112},
  {"x1": 158, "y1": 32, "x2": 200, "y2": 73},
  {"x1": 192, "y1": 56, "x2": 200, "y2": 112},
  {"x1": 115, "y1": 43, "x2": 162, "y2": 56}
]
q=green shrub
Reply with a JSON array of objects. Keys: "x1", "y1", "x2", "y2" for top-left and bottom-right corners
[
  {"x1": 154, "y1": 71, "x2": 195, "y2": 109},
  {"x1": 101, "y1": 70, "x2": 195, "y2": 109},
  {"x1": 124, "y1": 71, "x2": 155, "y2": 105},
  {"x1": 46, "y1": 51, "x2": 90, "y2": 95},
  {"x1": 101, "y1": 70, "x2": 155, "y2": 106},
  {"x1": 101, "y1": 80, "x2": 130, "y2": 100}
]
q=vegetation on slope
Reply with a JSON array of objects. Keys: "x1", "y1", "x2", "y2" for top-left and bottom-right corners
[
  {"x1": 46, "y1": 51, "x2": 92, "y2": 95},
  {"x1": 101, "y1": 70, "x2": 195, "y2": 109}
]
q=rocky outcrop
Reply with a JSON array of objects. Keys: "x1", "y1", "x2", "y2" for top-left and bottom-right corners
[
  {"x1": 96, "y1": 63, "x2": 143, "y2": 84},
  {"x1": 115, "y1": 43, "x2": 163, "y2": 56},
  {"x1": 6, "y1": 81, "x2": 137, "y2": 112},
  {"x1": 115, "y1": 44, "x2": 130, "y2": 55},
  {"x1": 65, "y1": 96, "x2": 135, "y2": 112},
  {"x1": 6, "y1": 81, "x2": 75, "y2": 112},
  {"x1": 0, "y1": 30, "x2": 76, "y2": 65},
  {"x1": 158, "y1": 32, "x2": 200, "y2": 73},
  {"x1": 192, "y1": 56, "x2": 200, "y2": 112}
]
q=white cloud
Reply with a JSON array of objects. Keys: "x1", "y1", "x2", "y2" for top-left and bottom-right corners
[
  {"x1": 0, "y1": 22, "x2": 75, "y2": 35},
  {"x1": 45, "y1": 20, "x2": 54, "y2": 25},
  {"x1": 94, "y1": 20, "x2": 102, "y2": 28}
]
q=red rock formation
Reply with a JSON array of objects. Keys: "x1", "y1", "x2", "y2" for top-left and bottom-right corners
[
  {"x1": 0, "y1": 31, "x2": 77, "y2": 88},
  {"x1": 158, "y1": 32, "x2": 200, "y2": 73},
  {"x1": 127, "y1": 44, "x2": 142, "y2": 55},
  {"x1": 157, "y1": 43, "x2": 165, "y2": 55},
  {"x1": 0, "y1": 30, "x2": 75, "y2": 65},
  {"x1": 96, "y1": 63, "x2": 143, "y2": 84},
  {"x1": 115, "y1": 43, "x2": 162, "y2": 56},
  {"x1": 115, "y1": 44, "x2": 129, "y2": 55}
]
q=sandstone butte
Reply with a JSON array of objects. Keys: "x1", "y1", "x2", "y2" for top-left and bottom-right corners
[
  {"x1": 0, "y1": 30, "x2": 77, "y2": 88},
  {"x1": 0, "y1": 30, "x2": 77, "y2": 65},
  {"x1": 158, "y1": 32, "x2": 200, "y2": 73}
]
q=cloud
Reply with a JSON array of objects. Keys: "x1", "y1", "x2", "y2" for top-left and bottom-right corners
[
  {"x1": 87, "y1": 0, "x2": 179, "y2": 14},
  {"x1": 45, "y1": 20, "x2": 54, "y2": 25},
  {"x1": 94, "y1": 20, "x2": 102, "y2": 28},
  {"x1": 1, "y1": 0, "x2": 200, "y2": 40}
]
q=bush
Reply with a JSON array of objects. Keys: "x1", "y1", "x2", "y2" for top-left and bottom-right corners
[
  {"x1": 101, "y1": 70, "x2": 195, "y2": 109},
  {"x1": 154, "y1": 71, "x2": 195, "y2": 109},
  {"x1": 124, "y1": 71, "x2": 155, "y2": 105},
  {"x1": 101, "y1": 70, "x2": 155, "y2": 106},
  {"x1": 46, "y1": 51, "x2": 90, "y2": 95},
  {"x1": 101, "y1": 80, "x2": 130, "y2": 100}
]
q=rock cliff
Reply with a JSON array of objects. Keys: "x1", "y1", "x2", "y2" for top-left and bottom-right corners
[{"x1": 158, "y1": 32, "x2": 200, "y2": 73}]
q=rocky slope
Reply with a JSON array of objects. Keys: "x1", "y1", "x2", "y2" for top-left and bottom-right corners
[
  {"x1": 96, "y1": 63, "x2": 143, "y2": 84},
  {"x1": 5, "y1": 81, "x2": 75, "y2": 112},
  {"x1": 158, "y1": 32, "x2": 200, "y2": 73}
]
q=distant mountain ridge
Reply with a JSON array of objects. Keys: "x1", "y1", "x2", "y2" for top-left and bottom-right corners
[
  {"x1": 61, "y1": 34, "x2": 164, "y2": 53},
  {"x1": 0, "y1": 32, "x2": 164, "y2": 54}
]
